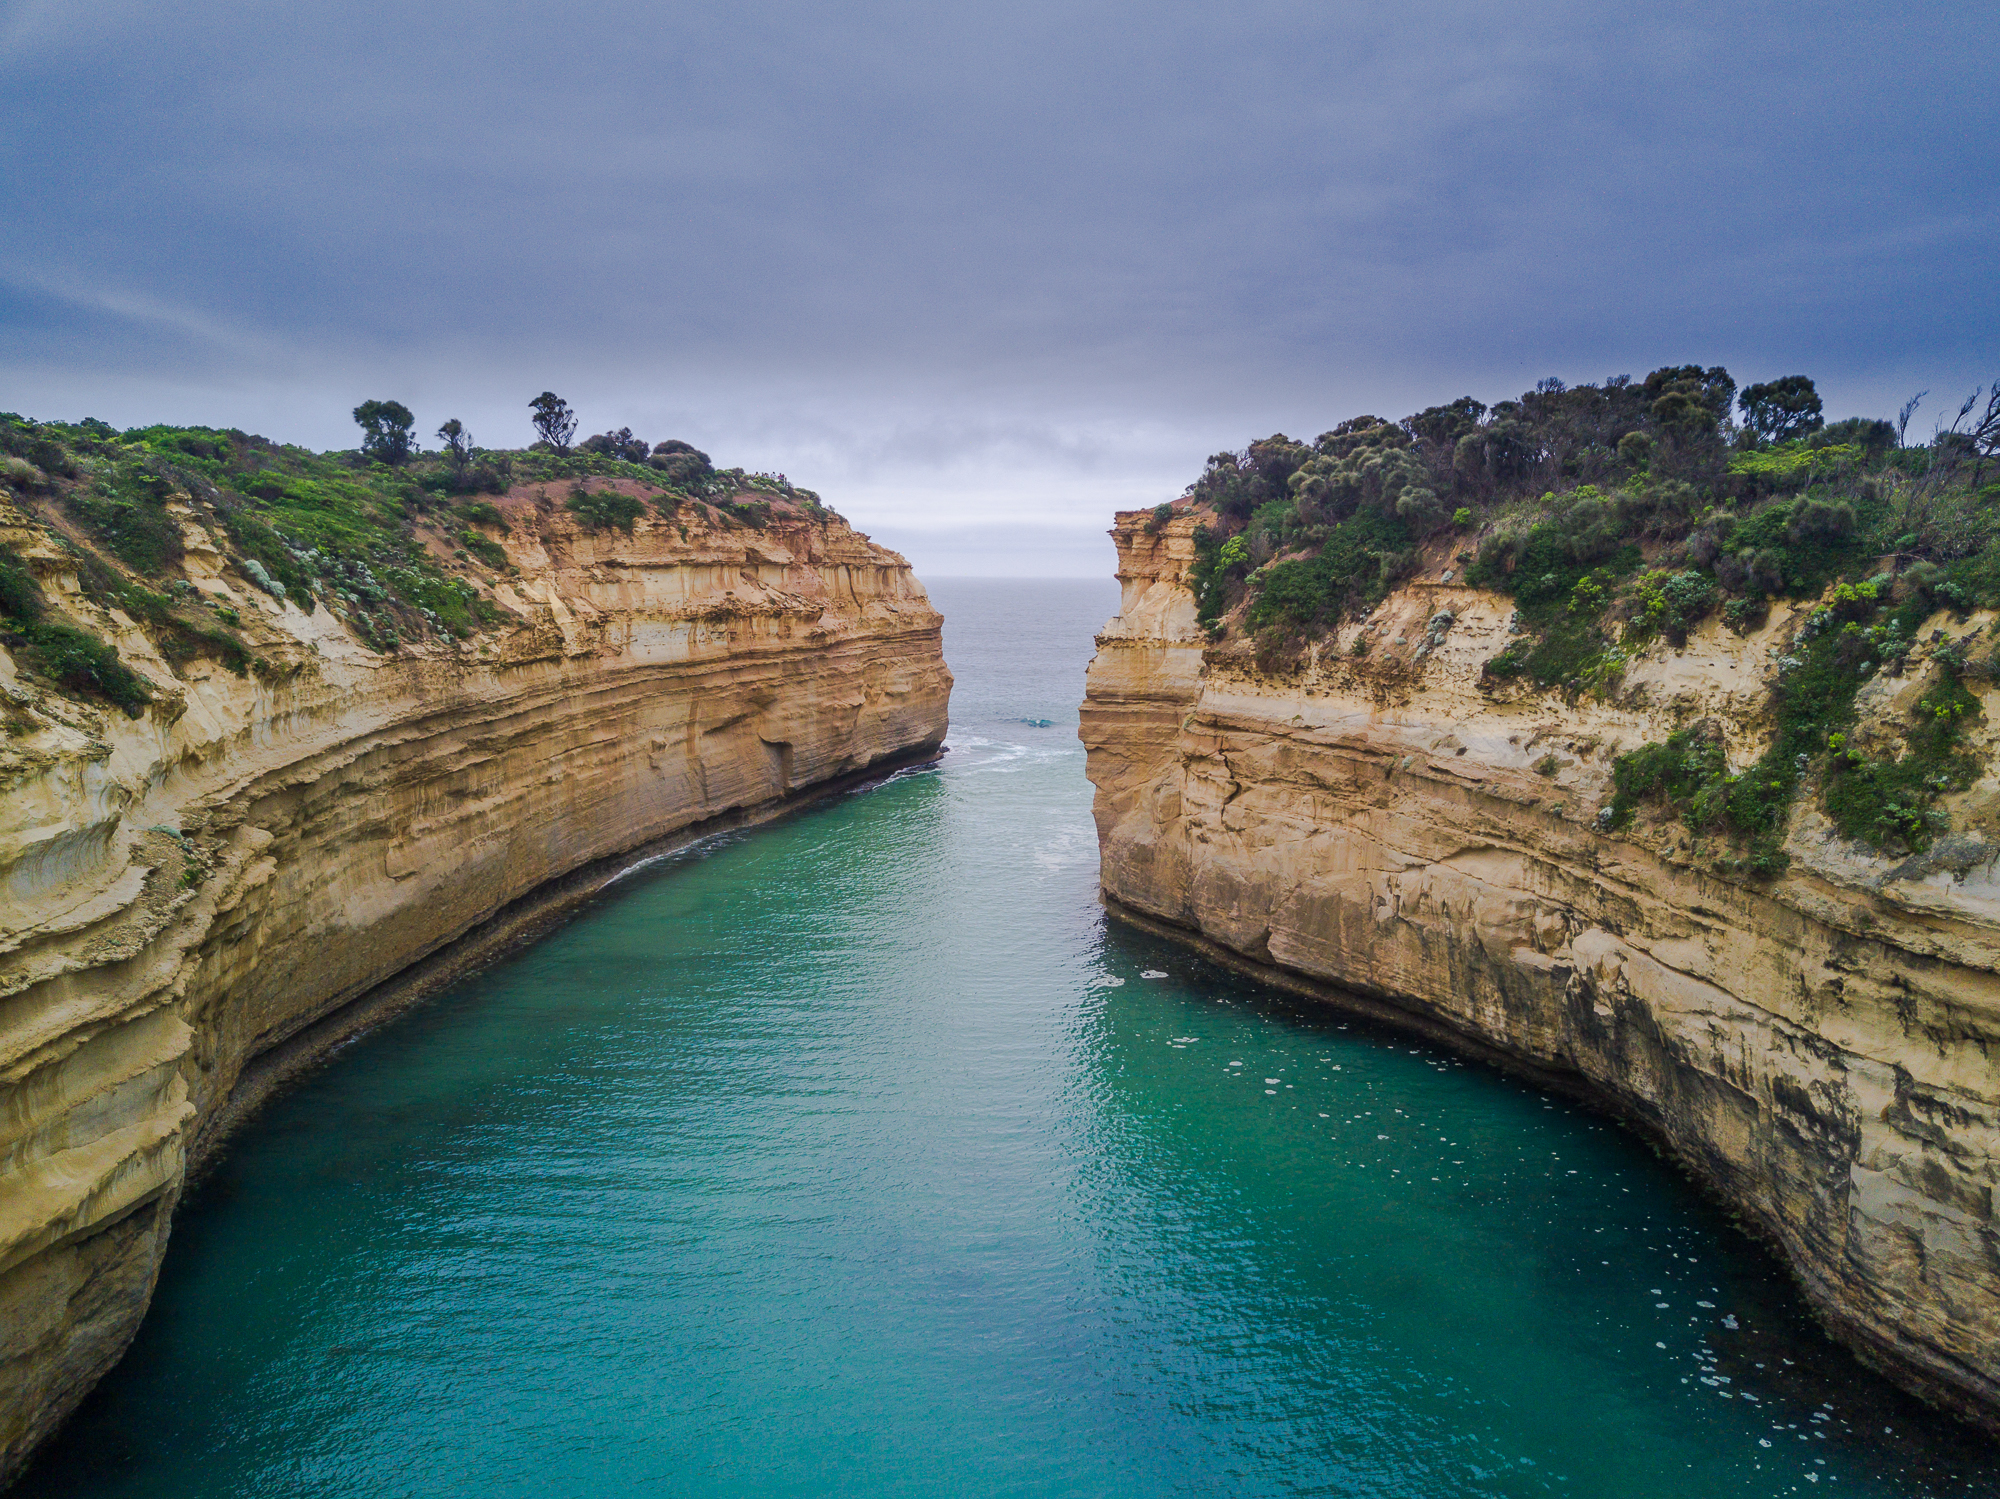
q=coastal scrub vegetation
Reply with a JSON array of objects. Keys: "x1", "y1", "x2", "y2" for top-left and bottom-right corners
[
  {"x1": 0, "y1": 402, "x2": 839, "y2": 713},
  {"x1": 1172, "y1": 369, "x2": 2000, "y2": 870}
]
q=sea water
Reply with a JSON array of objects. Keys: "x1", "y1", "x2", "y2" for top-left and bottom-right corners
[{"x1": 20, "y1": 579, "x2": 1996, "y2": 1497}]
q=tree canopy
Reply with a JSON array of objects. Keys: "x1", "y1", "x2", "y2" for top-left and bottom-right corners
[
  {"x1": 529, "y1": 392, "x2": 577, "y2": 455},
  {"x1": 1739, "y1": 376, "x2": 1825, "y2": 444},
  {"x1": 352, "y1": 400, "x2": 415, "y2": 465}
]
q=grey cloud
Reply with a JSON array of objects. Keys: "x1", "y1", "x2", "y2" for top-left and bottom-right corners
[{"x1": 1, "y1": 0, "x2": 1995, "y2": 573}]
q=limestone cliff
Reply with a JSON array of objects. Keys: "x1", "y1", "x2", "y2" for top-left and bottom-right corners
[
  {"x1": 0, "y1": 491, "x2": 949, "y2": 1481},
  {"x1": 1082, "y1": 506, "x2": 2000, "y2": 1427}
]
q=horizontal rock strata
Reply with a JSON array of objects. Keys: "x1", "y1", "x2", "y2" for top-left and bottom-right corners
[
  {"x1": 1081, "y1": 508, "x2": 2000, "y2": 1427},
  {"x1": 0, "y1": 499, "x2": 950, "y2": 1481}
]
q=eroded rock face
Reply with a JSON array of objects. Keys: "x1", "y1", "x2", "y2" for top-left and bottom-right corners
[
  {"x1": 1081, "y1": 508, "x2": 2000, "y2": 1427},
  {"x1": 0, "y1": 501, "x2": 950, "y2": 1480}
]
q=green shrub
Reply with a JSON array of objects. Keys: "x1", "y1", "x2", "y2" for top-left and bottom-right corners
[
  {"x1": 648, "y1": 445, "x2": 714, "y2": 489},
  {"x1": 114, "y1": 584, "x2": 249, "y2": 674},
  {"x1": 1608, "y1": 726, "x2": 1790, "y2": 872},
  {"x1": 566, "y1": 488, "x2": 647, "y2": 532},
  {"x1": 1247, "y1": 510, "x2": 1412, "y2": 633},
  {"x1": 219, "y1": 507, "x2": 314, "y2": 610},
  {"x1": 1608, "y1": 579, "x2": 1983, "y2": 866},
  {"x1": 1812, "y1": 417, "x2": 1896, "y2": 459},
  {"x1": 1717, "y1": 495, "x2": 1866, "y2": 597},
  {"x1": 381, "y1": 565, "x2": 494, "y2": 637},
  {"x1": 1821, "y1": 677, "x2": 1981, "y2": 851},
  {"x1": 1466, "y1": 503, "x2": 1640, "y2": 692},
  {"x1": 12, "y1": 622, "x2": 152, "y2": 712},
  {"x1": 1627, "y1": 568, "x2": 1716, "y2": 646},
  {"x1": 5, "y1": 537, "x2": 186, "y2": 706},
  {"x1": 1722, "y1": 596, "x2": 1767, "y2": 633},
  {"x1": 68, "y1": 463, "x2": 183, "y2": 573},
  {"x1": 0, "y1": 546, "x2": 45, "y2": 622},
  {"x1": 1189, "y1": 526, "x2": 1230, "y2": 626},
  {"x1": 459, "y1": 530, "x2": 509, "y2": 568}
]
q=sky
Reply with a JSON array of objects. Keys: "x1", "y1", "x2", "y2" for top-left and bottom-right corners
[{"x1": 2, "y1": 0, "x2": 1996, "y2": 576}]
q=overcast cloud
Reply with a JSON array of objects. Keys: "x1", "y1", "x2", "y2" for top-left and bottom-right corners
[{"x1": 2, "y1": 0, "x2": 1995, "y2": 573}]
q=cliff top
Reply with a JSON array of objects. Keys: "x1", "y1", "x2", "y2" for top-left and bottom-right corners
[
  {"x1": 1113, "y1": 365, "x2": 2000, "y2": 877},
  {"x1": 0, "y1": 414, "x2": 900, "y2": 725}
]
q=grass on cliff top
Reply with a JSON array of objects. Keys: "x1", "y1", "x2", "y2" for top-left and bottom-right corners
[
  {"x1": 1170, "y1": 370, "x2": 1996, "y2": 658},
  {"x1": 0, "y1": 413, "x2": 842, "y2": 714}
]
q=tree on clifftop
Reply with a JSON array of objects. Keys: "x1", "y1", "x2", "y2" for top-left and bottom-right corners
[
  {"x1": 529, "y1": 392, "x2": 577, "y2": 455},
  {"x1": 352, "y1": 399, "x2": 415, "y2": 465},
  {"x1": 1739, "y1": 376, "x2": 1825, "y2": 444},
  {"x1": 436, "y1": 418, "x2": 473, "y2": 473}
]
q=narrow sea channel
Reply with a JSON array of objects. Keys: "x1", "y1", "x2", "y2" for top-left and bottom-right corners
[{"x1": 21, "y1": 579, "x2": 1995, "y2": 1497}]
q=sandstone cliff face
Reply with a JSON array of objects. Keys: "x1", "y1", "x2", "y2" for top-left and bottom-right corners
[
  {"x1": 0, "y1": 495, "x2": 949, "y2": 1480},
  {"x1": 1082, "y1": 508, "x2": 2000, "y2": 1426}
]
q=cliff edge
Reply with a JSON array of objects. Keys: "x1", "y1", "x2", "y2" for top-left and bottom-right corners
[
  {"x1": 1082, "y1": 505, "x2": 2000, "y2": 1428},
  {"x1": 0, "y1": 461, "x2": 949, "y2": 1480}
]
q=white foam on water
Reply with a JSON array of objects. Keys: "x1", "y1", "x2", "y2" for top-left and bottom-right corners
[{"x1": 945, "y1": 733, "x2": 1081, "y2": 777}]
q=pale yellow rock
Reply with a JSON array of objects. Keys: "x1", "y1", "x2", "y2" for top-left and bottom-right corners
[
  {"x1": 1082, "y1": 507, "x2": 2000, "y2": 1428},
  {"x1": 0, "y1": 500, "x2": 950, "y2": 1480}
]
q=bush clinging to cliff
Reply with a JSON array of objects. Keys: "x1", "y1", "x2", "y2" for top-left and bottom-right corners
[
  {"x1": 1245, "y1": 510, "x2": 1411, "y2": 633},
  {"x1": 0, "y1": 547, "x2": 153, "y2": 713}
]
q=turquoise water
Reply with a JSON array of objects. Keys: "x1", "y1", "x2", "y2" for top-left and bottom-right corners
[{"x1": 20, "y1": 579, "x2": 1996, "y2": 1497}]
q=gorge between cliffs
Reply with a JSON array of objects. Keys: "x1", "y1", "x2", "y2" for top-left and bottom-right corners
[{"x1": 4, "y1": 421, "x2": 2000, "y2": 1495}]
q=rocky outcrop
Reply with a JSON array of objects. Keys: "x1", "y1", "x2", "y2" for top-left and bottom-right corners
[
  {"x1": 0, "y1": 494, "x2": 949, "y2": 1481},
  {"x1": 1081, "y1": 508, "x2": 2000, "y2": 1426}
]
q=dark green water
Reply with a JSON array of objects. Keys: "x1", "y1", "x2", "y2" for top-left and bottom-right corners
[{"x1": 21, "y1": 579, "x2": 1997, "y2": 1497}]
